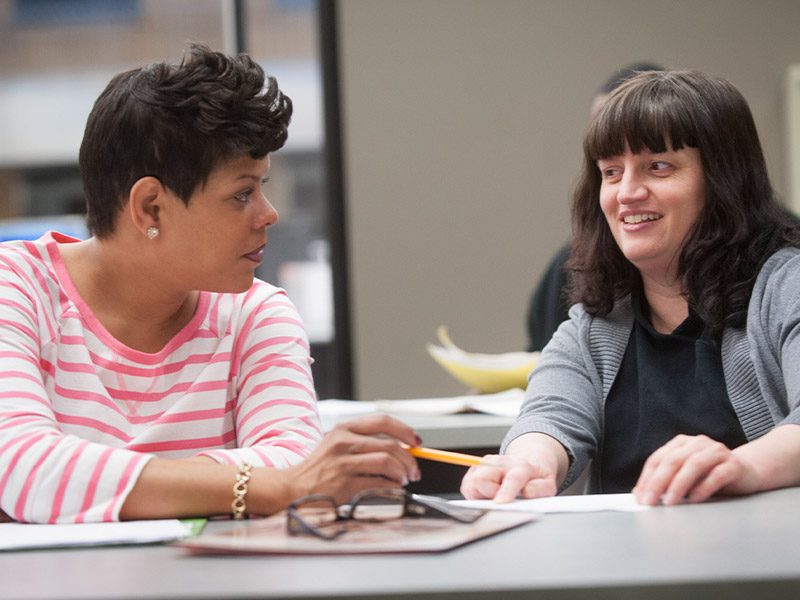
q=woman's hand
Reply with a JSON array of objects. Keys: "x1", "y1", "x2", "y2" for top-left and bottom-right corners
[
  {"x1": 280, "y1": 413, "x2": 422, "y2": 504},
  {"x1": 460, "y1": 432, "x2": 569, "y2": 503},
  {"x1": 633, "y1": 434, "x2": 759, "y2": 506},
  {"x1": 635, "y1": 425, "x2": 800, "y2": 506},
  {"x1": 461, "y1": 455, "x2": 559, "y2": 503}
]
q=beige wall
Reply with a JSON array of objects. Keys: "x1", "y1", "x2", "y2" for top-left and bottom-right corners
[{"x1": 336, "y1": 0, "x2": 800, "y2": 400}]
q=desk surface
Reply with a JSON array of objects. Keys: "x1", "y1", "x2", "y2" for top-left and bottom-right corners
[
  {"x1": 389, "y1": 412, "x2": 515, "y2": 448},
  {"x1": 6, "y1": 487, "x2": 800, "y2": 600}
]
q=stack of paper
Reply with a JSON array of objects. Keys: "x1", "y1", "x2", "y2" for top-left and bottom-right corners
[
  {"x1": 316, "y1": 387, "x2": 525, "y2": 432},
  {"x1": 0, "y1": 519, "x2": 197, "y2": 551},
  {"x1": 451, "y1": 493, "x2": 650, "y2": 513},
  {"x1": 374, "y1": 388, "x2": 525, "y2": 417}
]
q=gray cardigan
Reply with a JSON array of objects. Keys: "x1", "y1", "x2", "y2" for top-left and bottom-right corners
[{"x1": 503, "y1": 248, "x2": 800, "y2": 493}]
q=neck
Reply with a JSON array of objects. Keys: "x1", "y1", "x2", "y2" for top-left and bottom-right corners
[
  {"x1": 640, "y1": 274, "x2": 688, "y2": 334},
  {"x1": 59, "y1": 236, "x2": 199, "y2": 353}
]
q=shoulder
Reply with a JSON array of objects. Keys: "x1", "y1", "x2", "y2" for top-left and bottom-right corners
[
  {"x1": 0, "y1": 235, "x2": 58, "y2": 286},
  {"x1": 746, "y1": 248, "x2": 800, "y2": 340},
  {"x1": 238, "y1": 279, "x2": 298, "y2": 314},
  {"x1": 209, "y1": 279, "x2": 307, "y2": 337},
  {"x1": 0, "y1": 238, "x2": 39, "y2": 266},
  {"x1": 0, "y1": 231, "x2": 74, "y2": 265},
  {"x1": 539, "y1": 297, "x2": 632, "y2": 399},
  {"x1": 555, "y1": 298, "x2": 633, "y2": 360},
  {"x1": 756, "y1": 247, "x2": 800, "y2": 282},
  {"x1": 565, "y1": 296, "x2": 634, "y2": 334},
  {"x1": 211, "y1": 278, "x2": 292, "y2": 309},
  {"x1": 752, "y1": 248, "x2": 800, "y2": 307}
]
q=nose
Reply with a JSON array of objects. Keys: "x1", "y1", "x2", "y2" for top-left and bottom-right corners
[
  {"x1": 256, "y1": 193, "x2": 279, "y2": 228},
  {"x1": 617, "y1": 169, "x2": 648, "y2": 204}
]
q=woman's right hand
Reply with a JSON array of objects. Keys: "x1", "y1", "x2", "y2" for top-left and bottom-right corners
[
  {"x1": 460, "y1": 432, "x2": 569, "y2": 503},
  {"x1": 460, "y1": 455, "x2": 559, "y2": 503},
  {"x1": 280, "y1": 413, "x2": 422, "y2": 505}
]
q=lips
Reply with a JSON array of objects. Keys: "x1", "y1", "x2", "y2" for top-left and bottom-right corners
[
  {"x1": 244, "y1": 244, "x2": 266, "y2": 263},
  {"x1": 622, "y1": 213, "x2": 662, "y2": 224}
]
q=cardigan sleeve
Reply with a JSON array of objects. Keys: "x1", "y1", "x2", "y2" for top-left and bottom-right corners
[
  {"x1": 745, "y1": 248, "x2": 800, "y2": 429},
  {"x1": 503, "y1": 304, "x2": 605, "y2": 490}
]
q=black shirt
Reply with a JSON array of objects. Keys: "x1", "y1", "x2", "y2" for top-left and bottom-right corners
[
  {"x1": 599, "y1": 292, "x2": 748, "y2": 493},
  {"x1": 526, "y1": 243, "x2": 571, "y2": 352}
]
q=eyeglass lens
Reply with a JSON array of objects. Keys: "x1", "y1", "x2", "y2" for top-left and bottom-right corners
[{"x1": 349, "y1": 490, "x2": 406, "y2": 521}]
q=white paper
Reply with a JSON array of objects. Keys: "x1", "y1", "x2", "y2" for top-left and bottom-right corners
[
  {"x1": 316, "y1": 399, "x2": 380, "y2": 430},
  {"x1": 374, "y1": 388, "x2": 525, "y2": 417},
  {"x1": 451, "y1": 493, "x2": 650, "y2": 513},
  {"x1": 0, "y1": 519, "x2": 193, "y2": 551},
  {"x1": 317, "y1": 389, "x2": 524, "y2": 427},
  {"x1": 458, "y1": 389, "x2": 526, "y2": 417}
]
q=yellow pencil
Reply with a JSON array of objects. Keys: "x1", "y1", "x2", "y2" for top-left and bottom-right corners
[{"x1": 403, "y1": 445, "x2": 483, "y2": 467}]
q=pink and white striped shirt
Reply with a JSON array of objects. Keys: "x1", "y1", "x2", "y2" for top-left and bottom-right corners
[{"x1": 0, "y1": 232, "x2": 323, "y2": 523}]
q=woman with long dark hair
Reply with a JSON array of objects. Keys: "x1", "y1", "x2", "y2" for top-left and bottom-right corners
[{"x1": 462, "y1": 70, "x2": 800, "y2": 506}]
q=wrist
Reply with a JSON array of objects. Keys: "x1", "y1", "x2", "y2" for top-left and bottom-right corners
[
  {"x1": 243, "y1": 465, "x2": 300, "y2": 516},
  {"x1": 231, "y1": 463, "x2": 252, "y2": 519},
  {"x1": 507, "y1": 432, "x2": 569, "y2": 486},
  {"x1": 731, "y1": 424, "x2": 800, "y2": 494}
]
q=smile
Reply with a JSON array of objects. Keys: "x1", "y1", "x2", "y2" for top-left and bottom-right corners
[{"x1": 622, "y1": 213, "x2": 662, "y2": 224}]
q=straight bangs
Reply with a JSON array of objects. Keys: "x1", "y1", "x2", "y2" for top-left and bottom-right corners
[{"x1": 584, "y1": 73, "x2": 700, "y2": 162}]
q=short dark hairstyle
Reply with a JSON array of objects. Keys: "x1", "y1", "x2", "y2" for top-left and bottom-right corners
[
  {"x1": 79, "y1": 43, "x2": 292, "y2": 238},
  {"x1": 568, "y1": 69, "x2": 800, "y2": 334}
]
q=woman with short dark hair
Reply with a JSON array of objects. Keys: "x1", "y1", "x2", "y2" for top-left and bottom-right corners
[{"x1": 0, "y1": 44, "x2": 420, "y2": 524}]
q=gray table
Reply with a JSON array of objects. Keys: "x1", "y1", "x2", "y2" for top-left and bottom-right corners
[
  {"x1": 319, "y1": 405, "x2": 516, "y2": 449},
  {"x1": 4, "y1": 487, "x2": 800, "y2": 600},
  {"x1": 386, "y1": 412, "x2": 516, "y2": 449}
]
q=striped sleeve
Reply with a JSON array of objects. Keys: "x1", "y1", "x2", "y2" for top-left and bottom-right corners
[
  {"x1": 197, "y1": 283, "x2": 323, "y2": 467},
  {"x1": 0, "y1": 247, "x2": 152, "y2": 523}
]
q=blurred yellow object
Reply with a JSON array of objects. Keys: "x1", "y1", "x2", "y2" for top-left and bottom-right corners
[{"x1": 426, "y1": 326, "x2": 540, "y2": 393}]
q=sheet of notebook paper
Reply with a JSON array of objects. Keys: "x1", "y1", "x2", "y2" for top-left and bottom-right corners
[
  {"x1": 0, "y1": 519, "x2": 194, "y2": 551},
  {"x1": 451, "y1": 493, "x2": 650, "y2": 513}
]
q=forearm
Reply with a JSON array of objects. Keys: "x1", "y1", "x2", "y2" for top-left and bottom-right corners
[
  {"x1": 731, "y1": 423, "x2": 800, "y2": 493},
  {"x1": 119, "y1": 456, "x2": 294, "y2": 520},
  {"x1": 119, "y1": 413, "x2": 423, "y2": 520}
]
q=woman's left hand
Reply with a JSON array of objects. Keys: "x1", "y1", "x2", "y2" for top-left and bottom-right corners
[{"x1": 632, "y1": 434, "x2": 760, "y2": 506}]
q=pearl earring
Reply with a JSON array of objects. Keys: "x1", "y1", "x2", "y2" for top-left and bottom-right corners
[{"x1": 146, "y1": 226, "x2": 160, "y2": 240}]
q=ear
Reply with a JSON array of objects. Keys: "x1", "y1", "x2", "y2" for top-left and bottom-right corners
[{"x1": 128, "y1": 176, "x2": 164, "y2": 236}]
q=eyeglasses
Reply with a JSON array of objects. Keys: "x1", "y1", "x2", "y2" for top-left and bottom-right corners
[{"x1": 286, "y1": 488, "x2": 487, "y2": 540}]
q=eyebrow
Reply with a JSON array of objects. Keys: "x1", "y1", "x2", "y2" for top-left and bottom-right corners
[{"x1": 234, "y1": 174, "x2": 264, "y2": 182}]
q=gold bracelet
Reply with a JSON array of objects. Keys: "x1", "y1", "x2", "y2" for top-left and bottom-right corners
[{"x1": 231, "y1": 463, "x2": 252, "y2": 520}]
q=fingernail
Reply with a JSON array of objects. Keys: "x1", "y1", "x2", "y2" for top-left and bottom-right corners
[
  {"x1": 415, "y1": 435, "x2": 423, "y2": 446},
  {"x1": 402, "y1": 476, "x2": 409, "y2": 487},
  {"x1": 412, "y1": 469, "x2": 421, "y2": 482},
  {"x1": 640, "y1": 492, "x2": 657, "y2": 505},
  {"x1": 663, "y1": 493, "x2": 678, "y2": 506}
]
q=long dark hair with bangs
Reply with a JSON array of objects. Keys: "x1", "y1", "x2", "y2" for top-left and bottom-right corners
[{"x1": 567, "y1": 69, "x2": 800, "y2": 334}]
